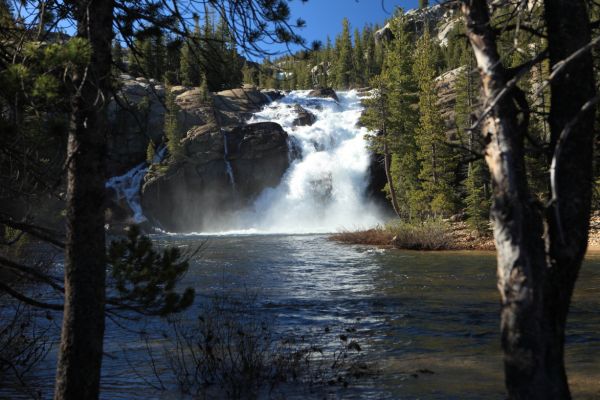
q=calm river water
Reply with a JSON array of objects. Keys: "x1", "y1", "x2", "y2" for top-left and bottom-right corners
[{"x1": 3, "y1": 234, "x2": 600, "y2": 399}]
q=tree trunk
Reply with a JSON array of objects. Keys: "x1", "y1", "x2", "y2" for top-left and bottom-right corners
[
  {"x1": 461, "y1": 0, "x2": 595, "y2": 398},
  {"x1": 383, "y1": 141, "x2": 402, "y2": 218},
  {"x1": 54, "y1": 1, "x2": 114, "y2": 399}
]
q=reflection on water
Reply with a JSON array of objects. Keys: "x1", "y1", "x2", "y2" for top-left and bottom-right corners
[{"x1": 3, "y1": 235, "x2": 600, "y2": 399}]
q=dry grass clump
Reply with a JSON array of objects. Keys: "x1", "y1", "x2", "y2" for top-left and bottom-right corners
[
  {"x1": 329, "y1": 227, "x2": 394, "y2": 245},
  {"x1": 387, "y1": 219, "x2": 454, "y2": 250},
  {"x1": 330, "y1": 219, "x2": 455, "y2": 250}
]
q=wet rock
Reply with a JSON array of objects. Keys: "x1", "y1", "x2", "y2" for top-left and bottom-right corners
[
  {"x1": 292, "y1": 104, "x2": 317, "y2": 127},
  {"x1": 260, "y1": 89, "x2": 285, "y2": 102},
  {"x1": 141, "y1": 121, "x2": 290, "y2": 232},
  {"x1": 308, "y1": 87, "x2": 339, "y2": 102}
]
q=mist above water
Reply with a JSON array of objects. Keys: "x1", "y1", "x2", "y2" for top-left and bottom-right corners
[{"x1": 207, "y1": 90, "x2": 383, "y2": 234}]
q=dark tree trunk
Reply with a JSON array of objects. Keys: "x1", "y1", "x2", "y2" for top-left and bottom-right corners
[
  {"x1": 54, "y1": 1, "x2": 114, "y2": 399},
  {"x1": 383, "y1": 141, "x2": 402, "y2": 218},
  {"x1": 461, "y1": 0, "x2": 595, "y2": 399}
]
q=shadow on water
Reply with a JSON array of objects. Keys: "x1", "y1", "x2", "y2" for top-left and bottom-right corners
[{"x1": 3, "y1": 234, "x2": 600, "y2": 399}]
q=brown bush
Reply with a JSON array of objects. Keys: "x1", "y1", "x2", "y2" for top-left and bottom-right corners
[
  {"x1": 330, "y1": 219, "x2": 456, "y2": 250},
  {"x1": 328, "y1": 227, "x2": 393, "y2": 246}
]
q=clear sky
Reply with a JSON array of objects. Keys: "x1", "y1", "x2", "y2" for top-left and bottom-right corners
[{"x1": 283, "y1": 0, "x2": 420, "y2": 51}]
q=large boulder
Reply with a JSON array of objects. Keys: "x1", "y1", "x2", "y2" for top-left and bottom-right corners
[
  {"x1": 307, "y1": 87, "x2": 339, "y2": 101},
  {"x1": 141, "y1": 121, "x2": 290, "y2": 232},
  {"x1": 292, "y1": 104, "x2": 317, "y2": 127},
  {"x1": 212, "y1": 87, "x2": 270, "y2": 127}
]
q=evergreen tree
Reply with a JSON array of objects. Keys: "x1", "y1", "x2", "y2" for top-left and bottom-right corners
[
  {"x1": 0, "y1": 0, "x2": 13, "y2": 27},
  {"x1": 353, "y1": 28, "x2": 365, "y2": 86},
  {"x1": 141, "y1": 39, "x2": 154, "y2": 77},
  {"x1": 464, "y1": 159, "x2": 490, "y2": 233},
  {"x1": 180, "y1": 40, "x2": 196, "y2": 86},
  {"x1": 363, "y1": 26, "x2": 378, "y2": 80},
  {"x1": 334, "y1": 18, "x2": 354, "y2": 88},
  {"x1": 419, "y1": 0, "x2": 429, "y2": 9},
  {"x1": 164, "y1": 86, "x2": 184, "y2": 160},
  {"x1": 413, "y1": 30, "x2": 457, "y2": 216},
  {"x1": 362, "y1": 16, "x2": 420, "y2": 218},
  {"x1": 112, "y1": 40, "x2": 125, "y2": 71}
]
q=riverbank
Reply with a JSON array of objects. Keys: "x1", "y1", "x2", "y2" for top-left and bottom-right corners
[{"x1": 331, "y1": 215, "x2": 600, "y2": 252}]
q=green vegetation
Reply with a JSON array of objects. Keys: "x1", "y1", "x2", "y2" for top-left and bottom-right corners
[{"x1": 164, "y1": 85, "x2": 184, "y2": 161}]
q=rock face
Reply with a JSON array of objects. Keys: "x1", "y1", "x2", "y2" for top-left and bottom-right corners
[
  {"x1": 107, "y1": 76, "x2": 167, "y2": 176},
  {"x1": 307, "y1": 87, "x2": 339, "y2": 101},
  {"x1": 105, "y1": 77, "x2": 292, "y2": 231},
  {"x1": 292, "y1": 104, "x2": 317, "y2": 127},
  {"x1": 107, "y1": 80, "x2": 272, "y2": 176},
  {"x1": 141, "y1": 121, "x2": 290, "y2": 232},
  {"x1": 374, "y1": 4, "x2": 460, "y2": 46}
]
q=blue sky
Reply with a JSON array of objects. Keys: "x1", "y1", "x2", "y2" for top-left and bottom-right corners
[{"x1": 285, "y1": 0, "x2": 420, "y2": 50}]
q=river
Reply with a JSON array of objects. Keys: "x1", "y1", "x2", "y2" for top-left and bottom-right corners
[{"x1": 5, "y1": 234, "x2": 599, "y2": 399}]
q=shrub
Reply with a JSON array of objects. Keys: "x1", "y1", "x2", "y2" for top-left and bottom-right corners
[
  {"x1": 385, "y1": 218, "x2": 454, "y2": 250},
  {"x1": 330, "y1": 219, "x2": 454, "y2": 250},
  {"x1": 158, "y1": 290, "x2": 372, "y2": 399},
  {"x1": 328, "y1": 227, "x2": 394, "y2": 245}
]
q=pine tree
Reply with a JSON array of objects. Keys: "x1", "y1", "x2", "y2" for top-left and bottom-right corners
[
  {"x1": 154, "y1": 33, "x2": 166, "y2": 80},
  {"x1": 164, "y1": 86, "x2": 184, "y2": 160},
  {"x1": 0, "y1": 0, "x2": 14, "y2": 28},
  {"x1": 112, "y1": 40, "x2": 125, "y2": 71},
  {"x1": 180, "y1": 40, "x2": 196, "y2": 86},
  {"x1": 419, "y1": 0, "x2": 429, "y2": 8},
  {"x1": 413, "y1": 30, "x2": 457, "y2": 217},
  {"x1": 334, "y1": 18, "x2": 354, "y2": 89},
  {"x1": 464, "y1": 160, "x2": 490, "y2": 233},
  {"x1": 353, "y1": 28, "x2": 365, "y2": 86},
  {"x1": 141, "y1": 39, "x2": 155, "y2": 78},
  {"x1": 362, "y1": 16, "x2": 420, "y2": 218},
  {"x1": 363, "y1": 26, "x2": 377, "y2": 81}
]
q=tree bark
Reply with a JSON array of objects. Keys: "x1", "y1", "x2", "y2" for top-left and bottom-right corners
[
  {"x1": 461, "y1": 0, "x2": 595, "y2": 398},
  {"x1": 54, "y1": 1, "x2": 114, "y2": 399},
  {"x1": 383, "y1": 140, "x2": 402, "y2": 218}
]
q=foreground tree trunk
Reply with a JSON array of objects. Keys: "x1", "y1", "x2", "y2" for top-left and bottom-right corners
[
  {"x1": 54, "y1": 1, "x2": 114, "y2": 399},
  {"x1": 461, "y1": 1, "x2": 595, "y2": 398}
]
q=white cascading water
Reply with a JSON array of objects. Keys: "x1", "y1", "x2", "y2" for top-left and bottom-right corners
[
  {"x1": 220, "y1": 89, "x2": 383, "y2": 234},
  {"x1": 106, "y1": 147, "x2": 166, "y2": 224}
]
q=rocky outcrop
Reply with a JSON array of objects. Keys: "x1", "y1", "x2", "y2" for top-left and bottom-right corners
[
  {"x1": 374, "y1": 4, "x2": 460, "y2": 46},
  {"x1": 375, "y1": 23, "x2": 394, "y2": 43},
  {"x1": 434, "y1": 65, "x2": 481, "y2": 140},
  {"x1": 212, "y1": 86, "x2": 271, "y2": 127},
  {"x1": 307, "y1": 87, "x2": 339, "y2": 102},
  {"x1": 141, "y1": 121, "x2": 290, "y2": 232},
  {"x1": 310, "y1": 62, "x2": 332, "y2": 86},
  {"x1": 107, "y1": 76, "x2": 167, "y2": 175},
  {"x1": 107, "y1": 79, "x2": 273, "y2": 176},
  {"x1": 292, "y1": 104, "x2": 317, "y2": 126}
]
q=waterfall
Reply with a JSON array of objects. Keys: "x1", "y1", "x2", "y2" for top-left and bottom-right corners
[
  {"x1": 221, "y1": 90, "x2": 383, "y2": 234},
  {"x1": 222, "y1": 129, "x2": 236, "y2": 188},
  {"x1": 106, "y1": 146, "x2": 166, "y2": 224}
]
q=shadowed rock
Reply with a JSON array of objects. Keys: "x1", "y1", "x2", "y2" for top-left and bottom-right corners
[
  {"x1": 141, "y1": 122, "x2": 290, "y2": 232},
  {"x1": 308, "y1": 87, "x2": 339, "y2": 102},
  {"x1": 292, "y1": 104, "x2": 317, "y2": 127}
]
